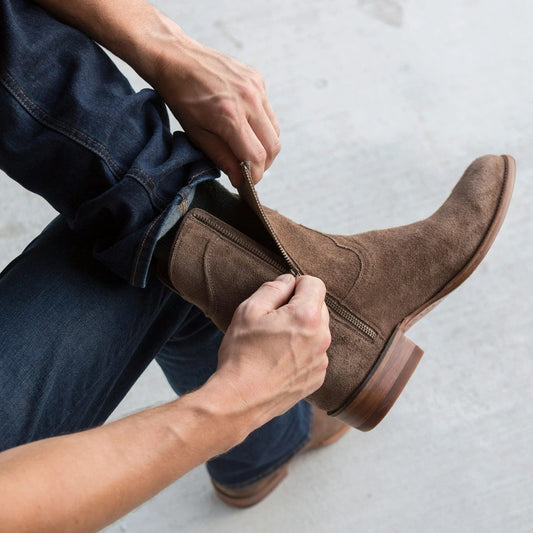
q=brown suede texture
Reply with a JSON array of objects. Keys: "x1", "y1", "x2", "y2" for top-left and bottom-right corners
[
  {"x1": 166, "y1": 155, "x2": 508, "y2": 413},
  {"x1": 168, "y1": 211, "x2": 286, "y2": 333}
]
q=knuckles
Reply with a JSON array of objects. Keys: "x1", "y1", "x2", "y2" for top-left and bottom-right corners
[
  {"x1": 245, "y1": 69, "x2": 267, "y2": 93},
  {"x1": 321, "y1": 327, "x2": 332, "y2": 353},
  {"x1": 234, "y1": 298, "x2": 260, "y2": 325},
  {"x1": 213, "y1": 96, "x2": 241, "y2": 126},
  {"x1": 320, "y1": 354, "x2": 330, "y2": 373},
  {"x1": 293, "y1": 304, "x2": 323, "y2": 331},
  {"x1": 314, "y1": 356, "x2": 329, "y2": 386},
  {"x1": 236, "y1": 71, "x2": 266, "y2": 109},
  {"x1": 249, "y1": 145, "x2": 267, "y2": 166},
  {"x1": 261, "y1": 279, "x2": 285, "y2": 293}
]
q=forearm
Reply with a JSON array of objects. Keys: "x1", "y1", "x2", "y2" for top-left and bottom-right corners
[
  {"x1": 0, "y1": 273, "x2": 329, "y2": 532},
  {"x1": 1, "y1": 0, "x2": 220, "y2": 287},
  {"x1": 0, "y1": 377, "x2": 251, "y2": 533},
  {"x1": 30, "y1": 0, "x2": 281, "y2": 186},
  {"x1": 31, "y1": 0, "x2": 182, "y2": 83}
]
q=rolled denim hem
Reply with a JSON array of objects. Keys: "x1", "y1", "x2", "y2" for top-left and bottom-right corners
[
  {"x1": 0, "y1": 1, "x2": 221, "y2": 288},
  {"x1": 128, "y1": 170, "x2": 219, "y2": 288},
  {"x1": 207, "y1": 401, "x2": 313, "y2": 489}
]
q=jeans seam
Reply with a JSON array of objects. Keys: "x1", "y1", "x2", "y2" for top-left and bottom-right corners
[
  {"x1": 186, "y1": 167, "x2": 216, "y2": 186},
  {"x1": 130, "y1": 167, "x2": 166, "y2": 209},
  {"x1": 0, "y1": 69, "x2": 125, "y2": 180},
  {"x1": 124, "y1": 170, "x2": 166, "y2": 212}
]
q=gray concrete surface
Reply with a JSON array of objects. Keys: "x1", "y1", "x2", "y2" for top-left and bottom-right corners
[{"x1": 1, "y1": 0, "x2": 532, "y2": 531}]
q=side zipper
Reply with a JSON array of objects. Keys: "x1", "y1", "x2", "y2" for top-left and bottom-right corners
[
  {"x1": 194, "y1": 208, "x2": 377, "y2": 341},
  {"x1": 240, "y1": 162, "x2": 301, "y2": 277},
  {"x1": 191, "y1": 211, "x2": 288, "y2": 273},
  {"x1": 231, "y1": 164, "x2": 379, "y2": 341},
  {"x1": 325, "y1": 295, "x2": 377, "y2": 340}
]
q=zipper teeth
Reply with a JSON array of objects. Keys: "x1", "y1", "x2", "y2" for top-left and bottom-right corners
[
  {"x1": 241, "y1": 163, "x2": 301, "y2": 277},
  {"x1": 204, "y1": 164, "x2": 378, "y2": 341},
  {"x1": 196, "y1": 210, "x2": 377, "y2": 340},
  {"x1": 325, "y1": 295, "x2": 377, "y2": 340},
  {"x1": 193, "y1": 212, "x2": 287, "y2": 272}
]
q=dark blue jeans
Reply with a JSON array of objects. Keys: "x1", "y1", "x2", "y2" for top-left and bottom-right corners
[{"x1": 0, "y1": 0, "x2": 311, "y2": 487}]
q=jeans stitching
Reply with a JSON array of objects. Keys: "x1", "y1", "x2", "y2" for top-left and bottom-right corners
[
  {"x1": 187, "y1": 167, "x2": 215, "y2": 185},
  {"x1": 124, "y1": 170, "x2": 166, "y2": 212},
  {"x1": 1, "y1": 70, "x2": 125, "y2": 180},
  {"x1": 130, "y1": 168, "x2": 165, "y2": 209},
  {"x1": 131, "y1": 167, "x2": 162, "y2": 194}
]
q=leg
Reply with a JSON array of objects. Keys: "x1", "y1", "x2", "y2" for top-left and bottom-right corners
[
  {"x1": 0, "y1": 0, "x2": 314, "y2": 484},
  {"x1": 0, "y1": 0, "x2": 219, "y2": 287},
  {"x1": 0, "y1": 216, "x2": 198, "y2": 450},
  {"x1": 0, "y1": 215, "x2": 313, "y2": 489}
]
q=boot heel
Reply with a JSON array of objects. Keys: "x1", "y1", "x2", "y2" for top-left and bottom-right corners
[{"x1": 331, "y1": 330, "x2": 423, "y2": 431}]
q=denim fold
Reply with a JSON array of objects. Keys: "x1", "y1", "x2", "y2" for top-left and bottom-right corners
[{"x1": 0, "y1": 0, "x2": 219, "y2": 287}]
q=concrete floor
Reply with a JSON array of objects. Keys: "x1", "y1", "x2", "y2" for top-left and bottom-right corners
[{"x1": 1, "y1": 0, "x2": 532, "y2": 531}]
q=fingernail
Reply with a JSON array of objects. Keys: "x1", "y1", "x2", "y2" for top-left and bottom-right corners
[{"x1": 277, "y1": 273, "x2": 294, "y2": 284}]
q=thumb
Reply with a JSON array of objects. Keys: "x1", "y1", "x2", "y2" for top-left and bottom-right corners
[{"x1": 245, "y1": 274, "x2": 296, "y2": 315}]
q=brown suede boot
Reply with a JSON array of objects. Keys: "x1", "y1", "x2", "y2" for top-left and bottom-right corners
[
  {"x1": 211, "y1": 407, "x2": 349, "y2": 508},
  {"x1": 159, "y1": 155, "x2": 515, "y2": 430}
]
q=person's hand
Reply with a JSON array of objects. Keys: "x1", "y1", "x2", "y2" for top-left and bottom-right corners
[
  {"x1": 212, "y1": 274, "x2": 331, "y2": 432},
  {"x1": 152, "y1": 32, "x2": 281, "y2": 187},
  {"x1": 30, "y1": 1, "x2": 280, "y2": 187}
]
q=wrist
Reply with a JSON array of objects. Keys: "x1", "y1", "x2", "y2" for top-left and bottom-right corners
[
  {"x1": 141, "y1": 20, "x2": 205, "y2": 99},
  {"x1": 130, "y1": 10, "x2": 189, "y2": 85}
]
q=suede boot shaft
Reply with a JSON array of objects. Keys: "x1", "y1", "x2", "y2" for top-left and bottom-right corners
[{"x1": 161, "y1": 155, "x2": 515, "y2": 429}]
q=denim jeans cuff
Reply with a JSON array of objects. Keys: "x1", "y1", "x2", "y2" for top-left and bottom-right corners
[{"x1": 125, "y1": 171, "x2": 218, "y2": 288}]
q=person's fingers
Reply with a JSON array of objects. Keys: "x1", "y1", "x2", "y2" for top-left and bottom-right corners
[
  {"x1": 263, "y1": 97, "x2": 280, "y2": 137},
  {"x1": 248, "y1": 111, "x2": 281, "y2": 172},
  {"x1": 179, "y1": 94, "x2": 279, "y2": 186},
  {"x1": 238, "y1": 274, "x2": 296, "y2": 319},
  {"x1": 185, "y1": 128, "x2": 243, "y2": 187},
  {"x1": 188, "y1": 121, "x2": 267, "y2": 187},
  {"x1": 290, "y1": 275, "x2": 327, "y2": 312},
  {"x1": 239, "y1": 67, "x2": 281, "y2": 166},
  {"x1": 218, "y1": 119, "x2": 267, "y2": 185}
]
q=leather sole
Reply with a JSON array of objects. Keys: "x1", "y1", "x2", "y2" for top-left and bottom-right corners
[
  {"x1": 330, "y1": 155, "x2": 516, "y2": 430},
  {"x1": 212, "y1": 466, "x2": 289, "y2": 508}
]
